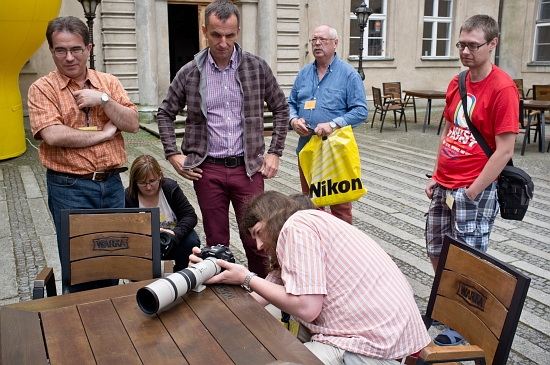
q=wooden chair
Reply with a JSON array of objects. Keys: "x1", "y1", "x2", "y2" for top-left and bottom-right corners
[
  {"x1": 513, "y1": 79, "x2": 525, "y2": 99},
  {"x1": 371, "y1": 86, "x2": 407, "y2": 132},
  {"x1": 521, "y1": 84, "x2": 550, "y2": 155},
  {"x1": 383, "y1": 82, "x2": 412, "y2": 120},
  {"x1": 33, "y1": 207, "x2": 161, "y2": 298},
  {"x1": 382, "y1": 82, "x2": 413, "y2": 107},
  {"x1": 410, "y1": 235, "x2": 530, "y2": 365}
]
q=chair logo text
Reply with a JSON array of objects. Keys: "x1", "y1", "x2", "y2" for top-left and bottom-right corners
[
  {"x1": 457, "y1": 281, "x2": 486, "y2": 311},
  {"x1": 93, "y1": 236, "x2": 129, "y2": 251}
]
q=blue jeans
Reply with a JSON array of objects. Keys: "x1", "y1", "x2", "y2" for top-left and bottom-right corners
[{"x1": 47, "y1": 169, "x2": 125, "y2": 292}]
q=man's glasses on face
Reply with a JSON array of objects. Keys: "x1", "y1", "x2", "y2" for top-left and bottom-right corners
[
  {"x1": 52, "y1": 47, "x2": 87, "y2": 58},
  {"x1": 310, "y1": 37, "x2": 335, "y2": 44},
  {"x1": 455, "y1": 40, "x2": 491, "y2": 52},
  {"x1": 137, "y1": 178, "x2": 160, "y2": 187}
]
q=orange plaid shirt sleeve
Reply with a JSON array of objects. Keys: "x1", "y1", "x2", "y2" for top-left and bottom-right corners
[{"x1": 28, "y1": 69, "x2": 137, "y2": 174}]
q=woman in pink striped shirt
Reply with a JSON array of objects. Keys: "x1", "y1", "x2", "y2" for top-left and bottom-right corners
[{"x1": 194, "y1": 191, "x2": 430, "y2": 364}]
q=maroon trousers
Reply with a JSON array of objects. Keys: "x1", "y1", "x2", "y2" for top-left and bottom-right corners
[{"x1": 193, "y1": 162, "x2": 268, "y2": 277}]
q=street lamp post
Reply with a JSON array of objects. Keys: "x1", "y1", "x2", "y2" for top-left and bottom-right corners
[
  {"x1": 78, "y1": 0, "x2": 101, "y2": 70},
  {"x1": 354, "y1": 1, "x2": 373, "y2": 81}
]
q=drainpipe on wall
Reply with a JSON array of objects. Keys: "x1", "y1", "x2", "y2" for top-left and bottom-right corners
[{"x1": 495, "y1": 0, "x2": 504, "y2": 66}]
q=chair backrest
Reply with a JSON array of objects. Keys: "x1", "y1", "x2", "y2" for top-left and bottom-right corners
[
  {"x1": 513, "y1": 79, "x2": 525, "y2": 99},
  {"x1": 60, "y1": 207, "x2": 161, "y2": 294},
  {"x1": 372, "y1": 86, "x2": 383, "y2": 107},
  {"x1": 533, "y1": 84, "x2": 550, "y2": 101},
  {"x1": 382, "y1": 82, "x2": 402, "y2": 99},
  {"x1": 425, "y1": 235, "x2": 530, "y2": 365}
]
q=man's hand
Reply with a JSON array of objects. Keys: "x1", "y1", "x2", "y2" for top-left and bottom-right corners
[
  {"x1": 259, "y1": 154, "x2": 279, "y2": 179},
  {"x1": 291, "y1": 118, "x2": 312, "y2": 137},
  {"x1": 168, "y1": 154, "x2": 203, "y2": 181},
  {"x1": 101, "y1": 121, "x2": 119, "y2": 139},
  {"x1": 314, "y1": 122, "x2": 334, "y2": 137},
  {"x1": 425, "y1": 178, "x2": 437, "y2": 199},
  {"x1": 72, "y1": 89, "x2": 104, "y2": 108}
]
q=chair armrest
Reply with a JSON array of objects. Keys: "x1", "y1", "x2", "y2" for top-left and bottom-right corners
[
  {"x1": 416, "y1": 344, "x2": 485, "y2": 365},
  {"x1": 33, "y1": 267, "x2": 57, "y2": 299}
]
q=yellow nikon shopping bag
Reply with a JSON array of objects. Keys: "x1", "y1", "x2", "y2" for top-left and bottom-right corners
[{"x1": 299, "y1": 126, "x2": 366, "y2": 206}]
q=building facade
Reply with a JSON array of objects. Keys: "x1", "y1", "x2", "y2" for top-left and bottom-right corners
[{"x1": 18, "y1": 0, "x2": 550, "y2": 116}]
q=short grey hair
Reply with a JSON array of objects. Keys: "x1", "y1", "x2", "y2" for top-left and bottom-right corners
[{"x1": 205, "y1": 0, "x2": 240, "y2": 28}]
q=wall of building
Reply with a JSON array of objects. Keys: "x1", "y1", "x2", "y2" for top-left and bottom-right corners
[
  {"x1": 17, "y1": 0, "x2": 550, "y2": 115},
  {"x1": 499, "y1": 0, "x2": 550, "y2": 90}
]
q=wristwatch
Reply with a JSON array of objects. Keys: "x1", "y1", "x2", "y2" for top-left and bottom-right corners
[
  {"x1": 100, "y1": 93, "x2": 109, "y2": 108},
  {"x1": 241, "y1": 272, "x2": 257, "y2": 293},
  {"x1": 329, "y1": 121, "x2": 337, "y2": 131}
]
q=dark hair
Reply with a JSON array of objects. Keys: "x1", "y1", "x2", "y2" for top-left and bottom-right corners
[
  {"x1": 46, "y1": 16, "x2": 90, "y2": 48},
  {"x1": 242, "y1": 191, "x2": 302, "y2": 270},
  {"x1": 205, "y1": 0, "x2": 240, "y2": 28},
  {"x1": 289, "y1": 193, "x2": 316, "y2": 210},
  {"x1": 460, "y1": 14, "x2": 499, "y2": 42},
  {"x1": 128, "y1": 155, "x2": 163, "y2": 199}
]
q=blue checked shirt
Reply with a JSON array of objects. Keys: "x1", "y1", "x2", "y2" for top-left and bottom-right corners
[{"x1": 287, "y1": 53, "x2": 368, "y2": 154}]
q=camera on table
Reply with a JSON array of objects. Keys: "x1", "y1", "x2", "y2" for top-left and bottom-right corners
[
  {"x1": 136, "y1": 244, "x2": 235, "y2": 314},
  {"x1": 197, "y1": 244, "x2": 235, "y2": 263},
  {"x1": 159, "y1": 230, "x2": 179, "y2": 259}
]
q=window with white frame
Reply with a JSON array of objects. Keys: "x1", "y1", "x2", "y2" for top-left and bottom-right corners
[
  {"x1": 422, "y1": 0, "x2": 453, "y2": 57},
  {"x1": 350, "y1": 0, "x2": 387, "y2": 57},
  {"x1": 534, "y1": 0, "x2": 550, "y2": 61}
]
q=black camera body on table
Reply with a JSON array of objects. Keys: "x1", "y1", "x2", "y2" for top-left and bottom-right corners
[{"x1": 197, "y1": 244, "x2": 235, "y2": 264}]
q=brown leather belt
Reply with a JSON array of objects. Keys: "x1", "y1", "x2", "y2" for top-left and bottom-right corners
[
  {"x1": 49, "y1": 167, "x2": 128, "y2": 181},
  {"x1": 205, "y1": 156, "x2": 245, "y2": 168}
]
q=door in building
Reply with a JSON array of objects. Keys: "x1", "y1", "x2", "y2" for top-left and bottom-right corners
[{"x1": 168, "y1": 4, "x2": 200, "y2": 81}]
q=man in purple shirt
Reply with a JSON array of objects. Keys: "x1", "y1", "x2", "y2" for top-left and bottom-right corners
[{"x1": 157, "y1": 0, "x2": 289, "y2": 277}]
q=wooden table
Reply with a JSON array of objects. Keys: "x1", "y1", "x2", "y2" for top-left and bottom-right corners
[
  {"x1": 522, "y1": 99, "x2": 550, "y2": 153},
  {"x1": 403, "y1": 90, "x2": 447, "y2": 132},
  {"x1": 0, "y1": 280, "x2": 323, "y2": 365}
]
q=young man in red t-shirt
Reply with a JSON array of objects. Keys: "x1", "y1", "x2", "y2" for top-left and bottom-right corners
[{"x1": 424, "y1": 14, "x2": 519, "y2": 346}]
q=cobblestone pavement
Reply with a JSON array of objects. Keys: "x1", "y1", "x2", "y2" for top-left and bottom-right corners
[{"x1": 1, "y1": 113, "x2": 549, "y2": 364}]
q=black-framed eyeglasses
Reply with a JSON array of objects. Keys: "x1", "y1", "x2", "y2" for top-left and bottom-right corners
[
  {"x1": 310, "y1": 37, "x2": 335, "y2": 44},
  {"x1": 52, "y1": 47, "x2": 87, "y2": 57},
  {"x1": 136, "y1": 178, "x2": 160, "y2": 187},
  {"x1": 455, "y1": 40, "x2": 490, "y2": 52}
]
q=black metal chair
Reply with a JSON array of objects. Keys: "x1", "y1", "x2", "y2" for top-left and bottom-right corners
[
  {"x1": 371, "y1": 86, "x2": 407, "y2": 132},
  {"x1": 521, "y1": 84, "x2": 550, "y2": 155},
  {"x1": 33, "y1": 207, "x2": 161, "y2": 298},
  {"x1": 408, "y1": 235, "x2": 530, "y2": 365}
]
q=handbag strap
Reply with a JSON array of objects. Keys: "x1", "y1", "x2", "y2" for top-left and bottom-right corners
[{"x1": 458, "y1": 70, "x2": 513, "y2": 166}]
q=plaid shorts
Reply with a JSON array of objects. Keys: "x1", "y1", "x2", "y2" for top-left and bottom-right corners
[{"x1": 425, "y1": 181, "x2": 499, "y2": 258}]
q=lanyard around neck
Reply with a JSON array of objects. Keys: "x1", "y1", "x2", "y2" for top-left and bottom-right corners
[{"x1": 68, "y1": 80, "x2": 91, "y2": 127}]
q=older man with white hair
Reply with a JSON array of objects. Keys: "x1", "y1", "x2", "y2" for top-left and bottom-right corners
[{"x1": 287, "y1": 24, "x2": 368, "y2": 225}]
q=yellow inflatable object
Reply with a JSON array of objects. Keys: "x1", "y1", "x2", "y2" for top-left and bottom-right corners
[{"x1": 0, "y1": 0, "x2": 61, "y2": 160}]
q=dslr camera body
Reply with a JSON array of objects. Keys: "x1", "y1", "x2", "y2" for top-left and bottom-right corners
[{"x1": 197, "y1": 244, "x2": 235, "y2": 264}]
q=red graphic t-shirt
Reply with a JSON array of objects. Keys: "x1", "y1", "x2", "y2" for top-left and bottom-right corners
[{"x1": 434, "y1": 65, "x2": 519, "y2": 189}]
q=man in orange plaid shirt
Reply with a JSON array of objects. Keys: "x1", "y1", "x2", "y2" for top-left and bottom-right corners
[{"x1": 28, "y1": 16, "x2": 139, "y2": 292}]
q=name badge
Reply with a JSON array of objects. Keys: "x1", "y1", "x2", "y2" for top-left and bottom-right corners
[
  {"x1": 304, "y1": 100, "x2": 316, "y2": 110},
  {"x1": 78, "y1": 126, "x2": 98, "y2": 131},
  {"x1": 446, "y1": 193, "x2": 455, "y2": 209}
]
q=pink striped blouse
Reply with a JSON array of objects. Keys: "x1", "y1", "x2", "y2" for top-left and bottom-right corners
[{"x1": 266, "y1": 210, "x2": 431, "y2": 360}]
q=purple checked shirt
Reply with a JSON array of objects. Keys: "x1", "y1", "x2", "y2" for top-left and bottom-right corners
[{"x1": 205, "y1": 49, "x2": 244, "y2": 158}]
